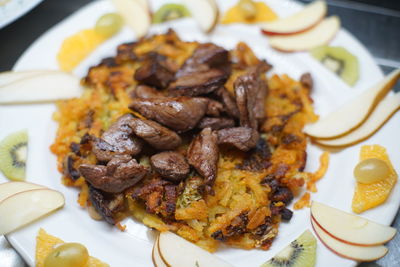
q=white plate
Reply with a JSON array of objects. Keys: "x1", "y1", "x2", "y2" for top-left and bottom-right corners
[
  {"x1": 1, "y1": 0, "x2": 399, "y2": 266},
  {"x1": 0, "y1": 0, "x2": 43, "y2": 29}
]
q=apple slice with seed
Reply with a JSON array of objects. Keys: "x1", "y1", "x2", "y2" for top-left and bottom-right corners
[
  {"x1": 315, "y1": 92, "x2": 400, "y2": 147},
  {"x1": 304, "y1": 69, "x2": 400, "y2": 139},
  {"x1": 0, "y1": 181, "x2": 44, "y2": 202},
  {"x1": 311, "y1": 201, "x2": 396, "y2": 246},
  {"x1": 268, "y1": 16, "x2": 340, "y2": 52},
  {"x1": 311, "y1": 217, "x2": 388, "y2": 261},
  {"x1": 0, "y1": 188, "x2": 64, "y2": 235},
  {"x1": 261, "y1": 1, "x2": 327, "y2": 36},
  {"x1": 158, "y1": 231, "x2": 232, "y2": 267}
]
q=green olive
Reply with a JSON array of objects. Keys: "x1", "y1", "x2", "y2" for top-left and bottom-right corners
[
  {"x1": 95, "y1": 13, "x2": 123, "y2": 38},
  {"x1": 354, "y1": 158, "x2": 390, "y2": 184},
  {"x1": 44, "y1": 243, "x2": 89, "y2": 267},
  {"x1": 238, "y1": 0, "x2": 257, "y2": 20}
]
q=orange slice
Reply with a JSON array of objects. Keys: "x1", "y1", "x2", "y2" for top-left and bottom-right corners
[
  {"x1": 352, "y1": 145, "x2": 397, "y2": 213},
  {"x1": 36, "y1": 228, "x2": 109, "y2": 267},
  {"x1": 57, "y1": 29, "x2": 107, "y2": 72}
]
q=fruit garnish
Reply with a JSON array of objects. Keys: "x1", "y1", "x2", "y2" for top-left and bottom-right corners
[
  {"x1": 261, "y1": 1, "x2": 326, "y2": 35},
  {"x1": 311, "y1": 216, "x2": 388, "y2": 261},
  {"x1": 111, "y1": 0, "x2": 151, "y2": 38},
  {"x1": 0, "y1": 70, "x2": 47, "y2": 87},
  {"x1": 36, "y1": 229, "x2": 109, "y2": 267},
  {"x1": 44, "y1": 243, "x2": 89, "y2": 267},
  {"x1": 354, "y1": 158, "x2": 390, "y2": 184},
  {"x1": 268, "y1": 16, "x2": 340, "y2": 52},
  {"x1": 0, "y1": 71, "x2": 82, "y2": 104},
  {"x1": 153, "y1": 3, "x2": 190, "y2": 24},
  {"x1": 352, "y1": 145, "x2": 397, "y2": 213},
  {"x1": 304, "y1": 69, "x2": 400, "y2": 140},
  {"x1": 260, "y1": 230, "x2": 316, "y2": 267},
  {"x1": 221, "y1": 1, "x2": 277, "y2": 24},
  {"x1": 0, "y1": 188, "x2": 64, "y2": 235},
  {"x1": 0, "y1": 181, "x2": 43, "y2": 202},
  {"x1": 0, "y1": 130, "x2": 28, "y2": 181},
  {"x1": 183, "y1": 0, "x2": 219, "y2": 33},
  {"x1": 311, "y1": 45, "x2": 359, "y2": 86},
  {"x1": 157, "y1": 231, "x2": 233, "y2": 267},
  {"x1": 311, "y1": 201, "x2": 396, "y2": 246},
  {"x1": 57, "y1": 29, "x2": 107, "y2": 71},
  {"x1": 95, "y1": 13, "x2": 123, "y2": 38}
]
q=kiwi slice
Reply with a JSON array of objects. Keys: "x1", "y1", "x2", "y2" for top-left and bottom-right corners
[
  {"x1": 311, "y1": 45, "x2": 359, "y2": 86},
  {"x1": 153, "y1": 3, "x2": 190, "y2": 24},
  {"x1": 0, "y1": 130, "x2": 28, "y2": 181},
  {"x1": 261, "y1": 230, "x2": 317, "y2": 267}
]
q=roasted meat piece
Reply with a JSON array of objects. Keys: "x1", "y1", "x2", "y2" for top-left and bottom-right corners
[
  {"x1": 176, "y1": 43, "x2": 229, "y2": 77},
  {"x1": 300, "y1": 72, "x2": 313, "y2": 90},
  {"x1": 187, "y1": 128, "x2": 219, "y2": 192},
  {"x1": 168, "y1": 69, "x2": 228, "y2": 97},
  {"x1": 129, "y1": 117, "x2": 182, "y2": 150},
  {"x1": 129, "y1": 97, "x2": 209, "y2": 132},
  {"x1": 131, "y1": 85, "x2": 165, "y2": 99},
  {"x1": 215, "y1": 87, "x2": 240, "y2": 118},
  {"x1": 91, "y1": 114, "x2": 143, "y2": 162},
  {"x1": 134, "y1": 54, "x2": 174, "y2": 88},
  {"x1": 197, "y1": 117, "x2": 235, "y2": 130},
  {"x1": 217, "y1": 127, "x2": 259, "y2": 151},
  {"x1": 79, "y1": 155, "x2": 148, "y2": 193},
  {"x1": 88, "y1": 186, "x2": 125, "y2": 225},
  {"x1": 150, "y1": 151, "x2": 190, "y2": 182},
  {"x1": 236, "y1": 138, "x2": 272, "y2": 172},
  {"x1": 206, "y1": 99, "x2": 225, "y2": 117}
]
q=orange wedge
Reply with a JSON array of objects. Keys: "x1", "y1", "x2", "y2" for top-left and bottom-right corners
[
  {"x1": 36, "y1": 228, "x2": 109, "y2": 267},
  {"x1": 57, "y1": 29, "x2": 107, "y2": 72},
  {"x1": 352, "y1": 145, "x2": 397, "y2": 213}
]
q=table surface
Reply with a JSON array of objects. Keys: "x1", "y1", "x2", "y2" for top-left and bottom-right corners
[{"x1": 0, "y1": 0, "x2": 399, "y2": 266}]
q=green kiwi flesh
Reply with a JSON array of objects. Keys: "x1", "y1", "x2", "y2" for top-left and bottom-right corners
[
  {"x1": 311, "y1": 45, "x2": 359, "y2": 86},
  {"x1": 261, "y1": 230, "x2": 317, "y2": 267},
  {"x1": 153, "y1": 3, "x2": 190, "y2": 24},
  {"x1": 0, "y1": 130, "x2": 28, "y2": 181}
]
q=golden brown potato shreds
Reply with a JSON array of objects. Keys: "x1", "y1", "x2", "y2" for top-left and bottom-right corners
[{"x1": 51, "y1": 30, "x2": 321, "y2": 252}]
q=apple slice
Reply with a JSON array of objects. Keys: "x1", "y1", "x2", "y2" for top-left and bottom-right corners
[
  {"x1": 158, "y1": 231, "x2": 233, "y2": 267},
  {"x1": 304, "y1": 69, "x2": 400, "y2": 140},
  {"x1": 0, "y1": 188, "x2": 64, "y2": 235},
  {"x1": 111, "y1": 0, "x2": 151, "y2": 38},
  {"x1": 315, "y1": 92, "x2": 400, "y2": 147},
  {"x1": 311, "y1": 201, "x2": 396, "y2": 246},
  {"x1": 0, "y1": 71, "x2": 82, "y2": 104},
  {"x1": 311, "y1": 217, "x2": 388, "y2": 261},
  {"x1": 261, "y1": 1, "x2": 327, "y2": 35},
  {"x1": 0, "y1": 181, "x2": 44, "y2": 202},
  {"x1": 152, "y1": 236, "x2": 167, "y2": 267},
  {"x1": 183, "y1": 0, "x2": 219, "y2": 33},
  {"x1": 0, "y1": 70, "x2": 53, "y2": 87},
  {"x1": 268, "y1": 16, "x2": 340, "y2": 52}
]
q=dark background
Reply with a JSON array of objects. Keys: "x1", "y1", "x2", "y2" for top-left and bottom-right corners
[{"x1": 0, "y1": 0, "x2": 399, "y2": 266}]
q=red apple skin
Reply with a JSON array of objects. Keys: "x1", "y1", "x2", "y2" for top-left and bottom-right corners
[
  {"x1": 260, "y1": 16, "x2": 325, "y2": 36},
  {"x1": 311, "y1": 214, "x2": 396, "y2": 247},
  {"x1": 311, "y1": 217, "x2": 388, "y2": 262}
]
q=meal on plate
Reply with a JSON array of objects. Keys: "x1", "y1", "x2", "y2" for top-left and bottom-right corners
[{"x1": 50, "y1": 29, "x2": 318, "y2": 251}]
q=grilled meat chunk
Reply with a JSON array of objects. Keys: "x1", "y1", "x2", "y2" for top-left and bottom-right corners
[
  {"x1": 150, "y1": 151, "x2": 190, "y2": 182},
  {"x1": 132, "y1": 85, "x2": 165, "y2": 99},
  {"x1": 300, "y1": 72, "x2": 313, "y2": 90},
  {"x1": 237, "y1": 138, "x2": 272, "y2": 172},
  {"x1": 176, "y1": 43, "x2": 229, "y2": 77},
  {"x1": 215, "y1": 87, "x2": 240, "y2": 118},
  {"x1": 79, "y1": 155, "x2": 148, "y2": 193},
  {"x1": 91, "y1": 114, "x2": 143, "y2": 162},
  {"x1": 129, "y1": 118, "x2": 182, "y2": 150},
  {"x1": 217, "y1": 127, "x2": 259, "y2": 151},
  {"x1": 197, "y1": 117, "x2": 235, "y2": 130},
  {"x1": 234, "y1": 62, "x2": 270, "y2": 129},
  {"x1": 168, "y1": 69, "x2": 227, "y2": 97},
  {"x1": 187, "y1": 128, "x2": 219, "y2": 192},
  {"x1": 129, "y1": 97, "x2": 209, "y2": 132},
  {"x1": 134, "y1": 55, "x2": 174, "y2": 88},
  {"x1": 206, "y1": 99, "x2": 225, "y2": 117},
  {"x1": 88, "y1": 186, "x2": 125, "y2": 225}
]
